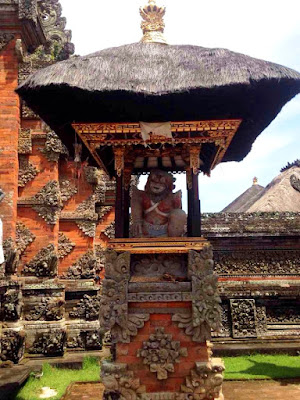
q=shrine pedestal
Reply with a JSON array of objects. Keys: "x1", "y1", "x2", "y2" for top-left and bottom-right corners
[{"x1": 101, "y1": 239, "x2": 224, "y2": 400}]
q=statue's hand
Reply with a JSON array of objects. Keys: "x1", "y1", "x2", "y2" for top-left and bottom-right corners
[{"x1": 132, "y1": 220, "x2": 143, "y2": 238}]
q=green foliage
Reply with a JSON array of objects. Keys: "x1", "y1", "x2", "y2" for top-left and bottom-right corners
[
  {"x1": 15, "y1": 357, "x2": 100, "y2": 400},
  {"x1": 224, "y1": 354, "x2": 300, "y2": 380}
]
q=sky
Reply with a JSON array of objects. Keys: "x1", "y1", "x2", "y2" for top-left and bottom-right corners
[{"x1": 59, "y1": 0, "x2": 300, "y2": 212}]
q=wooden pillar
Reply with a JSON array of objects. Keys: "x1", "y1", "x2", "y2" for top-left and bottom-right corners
[
  {"x1": 115, "y1": 173, "x2": 125, "y2": 238},
  {"x1": 123, "y1": 168, "x2": 132, "y2": 239},
  {"x1": 186, "y1": 169, "x2": 201, "y2": 238},
  {"x1": 114, "y1": 147, "x2": 125, "y2": 238}
]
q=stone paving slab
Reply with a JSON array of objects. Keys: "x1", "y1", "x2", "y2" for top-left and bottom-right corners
[{"x1": 62, "y1": 379, "x2": 300, "y2": 400}]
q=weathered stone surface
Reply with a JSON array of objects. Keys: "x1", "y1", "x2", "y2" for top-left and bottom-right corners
[
  {"x1": 3, "y1": 238, "x2": 19, "y2": 275},
  {"x1": 131, "y1": 254, "x2": 186, "y2": 277},
  {"x1": 58, "y1": 232, "x2": 75, "y2": 259},
  {"x1": 1, "y1": 288, "x2": 22, "y2": 321},
  {"x1": 25, "y1": 297, "x2": 64, "y2": 321},
  {"x1": 64, "y1": 250, "x2": 98, "y2": 279},
  {"x1": 69, "y1": 294, "x2": 100, "y2": 321},
  {"x1": 18, "y1": 156, "x2": 38, "y2": 187}
]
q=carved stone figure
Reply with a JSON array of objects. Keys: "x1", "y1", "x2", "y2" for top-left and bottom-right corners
[
  {"x1": 23, "y1": 244, "x2": 58, "y2": 277},
  {"x1": 131, "y1": 170, "x2": 186, "y2": 237}
]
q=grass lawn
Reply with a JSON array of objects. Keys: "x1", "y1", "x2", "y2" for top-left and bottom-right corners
[
  {"x1": 223, "y1": 354, "x2": 300, "y2": 380},
  {"x1": 15, "y1": 357, "x2": 100, "y2": 400},
  {"x1": 14, "y1": 354, "x2": 300, "y2": 399}
]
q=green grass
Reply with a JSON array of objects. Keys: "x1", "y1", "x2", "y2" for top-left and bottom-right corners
[
  {"x1": 224, "y1": 354, "x2": 300, "y2": 380},
  {"x1": 15, "y1": 357, "x2": 100, "y2": 400}
]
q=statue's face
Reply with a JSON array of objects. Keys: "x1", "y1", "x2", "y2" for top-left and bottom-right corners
[{"x1": 149, "y1": 173, "x2": 168, "y2": 194}]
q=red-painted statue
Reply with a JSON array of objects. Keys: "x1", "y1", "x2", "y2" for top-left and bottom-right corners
[{"x1": 131, "y1": 170, "x2": 187, "y2": 237}]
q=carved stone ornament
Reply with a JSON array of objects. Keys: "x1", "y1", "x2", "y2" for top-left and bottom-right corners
[
  {"x1": 31, "y1": 180, "x2": 62, "y2": 224},
  {"x1": 140, "y1": 0, "x2": 167, "y2": 44},
  {"x1": 1, "y1": 289, "x2": 22, "y2": 321},
  {"x1": 137, "y1": 327, "x2": 187, "y2": 380},
  {"x1": 29, "y1": 330, "x2": 66, "y2": 356},
  {"x1": 21, "y1": 102, "x2": 39, "y2": 119},
  {"x1": 290, "y1": 173, "x2": 300, "y2": 192},
  {"x1": 18, "y1": 155, "x2": 39, "y2": 187},
  {"x1": 42, "y1": 131, "x2": 69, "y2": 162},
  {"x1": 173, "y1": 248, "x2": 222, "y2": 342},
  {"x1": 60, "y1": 179, "x2": 78, "y2": 203},
  {"x1": 3, "y1": 238, "x2": 19, "y2": 275},
  {"x1": 16, "y1": 222, "x2": 36, "y2": 255},
  {"x1": 97, "y1": 206, "x2": 113, "y2": 221},
  {"x1": 0, "y1": 32, "x2": 14, "y2": 52},
  {"x1": 181, "y1": 359, "x2": 225, "y2": 400},
  {"x1": 69, "y1": 294, "x2": 100, "y2": 321},
  {"x1": 18, "y1": 128, "x2": 32, "y2": 154},
  {"x1": 266, "y1": 306, "x2": 300, "y2": 324},
  {"x1": 37, "y1": 0, "x2": 75, "y2": 60},
  {"x1": 67, "y1": 330, "x2": 103, "y2": 350},
  {"x1": 101, "y1": 361, "x2": 146, "y2": 400},
  {"x1": 230, "y1": 299, "x2": 257, "y2": 338},
  {"x1": 75, "y1": 196, "x2": 99, "y2": 237},
  {"x1": 102, "y1": 221, "x2": 115, "y2": 239},
  {"x1": 25, "y1": 298, "x2": 64, "y2": 321},
  {"x1": 58, "y1": 232, "x2": 75, "y2": 259},
  {"x1": 132, "y1": 254, "x2": 186, "y2": 278},
  {"x1": 214, "y1": 249, "x2": 300, "y2": 276},
  {"x1": 18, "y1": 0, "x2": 38, "y2": 23},
  {"x1": 100, "y1": 250, "x2": 149, "y2": 343},
  {"x1": 76, "y1": 221, "x2": 97, "y2": 238},
  {"x1": 64, "y1": 250, "x2": 98, "y2": 279},
  {"x1": 0, "y1": 330, "x2": 26, "y2": 364},
  {"x1": 23, "y1": 244, "x2": 58, "y2": 277}
]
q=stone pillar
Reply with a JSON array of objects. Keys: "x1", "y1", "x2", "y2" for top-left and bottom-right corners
[{"x1": 100, "y1": 244, "x2": 225, "y2": 400}]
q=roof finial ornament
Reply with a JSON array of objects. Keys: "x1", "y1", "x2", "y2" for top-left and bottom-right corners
[
  {"x1": 253, "y1": 177, "x2": 258, "y2": 185},
  {"x1": 140, "y1": 0, "x2": 167, "y2": 44}
]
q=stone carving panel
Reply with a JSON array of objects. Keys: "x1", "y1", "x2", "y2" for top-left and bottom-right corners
[
  {"x1": 18, "y1": 156, "x2": 38, "y2": 187},
  {"x1": 66, "y1": 330, "x2": 103, "y2": 350},
  {"x1": 58, "y1": 232, "x2": 75, "y2": 259},
  {"x1": 64, "y1": 250, "x2": 98, "y2": 279},
  {"x1": 266, "y1": 307, "x2": 300, "y2": 324},
  {"x1": 29, "y1": 330, "x2": 66, "y2": 356},
  {"x1": 3, "y1": 238, "x2": 19, "y2": 275},
  {"x1": 137, "y1": 327, "x2": 187, "y2": 380},
  {"x1": 0, "y1": 330, "x2": 26, "y2": 364},
  {"x1": 181, "y1": 359, "x2": 224, "y2": 400},
  {"x1": 131, "y1": 254, "x2": 186, "y2": 278},
  {"x1": 1, "y1": 289, "x2": 22, "y2": 321},
  {"x1": 230, "y1": 299, "x2": 257, "y2": 338},
  {"x1": 23, "y1": 244, "x2": 58, "y2": 277},
  {"x1": 214, "y1": 250, "x2": 300, "y2": 275},
  {"x1": 102, "y1": 221, "x2": 115, "y2": 239},
  {"x1": 100, "y1": 250, "x2": 149, "y2": 343},
  {"x1": 101, "y1": 362, "x2": 146, "y2": 400},
  {"x1": 60, "y1": 180, "x2": 78, "y2": 203},
  {"x1": 69, "y1": 294, "x2": 100, "y2": 321},
  {"x1": 16, "y1": 222, "x2": 36, "y2": 255},
  {"x1": 173, "y1": 248, "x2": 222, "y2": 342},
  {"x1": 42, "y1": 131, "x2": 68, "y2": 162},
  {"x1": 18, "y1": 128, "x2": 32, "y2": 154},
  {"x1": 25, "y1": 298, "x2": 64, "y2": 321},
  {"x1": 31, "y1": 180, "x2": 63, "y2": 224}
]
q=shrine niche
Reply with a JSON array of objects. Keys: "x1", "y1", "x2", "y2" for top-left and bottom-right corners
[{"x1": 16, "y1": 0, "x2": 300, "y2": 397}]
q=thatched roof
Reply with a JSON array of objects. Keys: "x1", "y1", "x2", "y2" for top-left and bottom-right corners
[
  {"x1": 17, "y1": 42, "x2": 300, "y2": 162},
  {"x1": 222, "y1": 181, "x2": 265, "y2": 212},
  {"x1": 247, "y1": 166, "x2": 300, "y2": 212}
]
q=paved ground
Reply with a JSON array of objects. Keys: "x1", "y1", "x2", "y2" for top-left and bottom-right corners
[{"x1": 62, "y1": 379, "x2": 300, "y2": 400}]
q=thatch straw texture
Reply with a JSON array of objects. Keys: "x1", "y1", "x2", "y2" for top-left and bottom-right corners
[
  {"x1": 247, "y1": 167, "x2": 300, "y2": 212},
  {"x1": 17, "y1": 42, "x2": 300, "y2": 162},
  {"x1": 222, "y1": 183, "x2": 265, "y2": 212}
]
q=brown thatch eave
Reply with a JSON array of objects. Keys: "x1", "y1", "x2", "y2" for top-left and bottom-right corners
[{"x1": 17, "y1": 42, "x2": 300, "y2": 164}]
